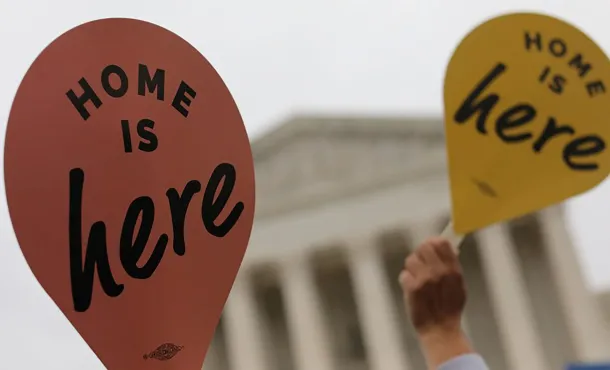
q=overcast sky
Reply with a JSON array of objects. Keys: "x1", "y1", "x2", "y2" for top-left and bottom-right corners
[{"x1": 1, "y1": 0, "x2": 609, "y2": 368}]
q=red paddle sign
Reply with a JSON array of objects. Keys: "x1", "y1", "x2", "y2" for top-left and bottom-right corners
[{"x1": 4, "y1": 18, "x2": 255, "y2": 369}]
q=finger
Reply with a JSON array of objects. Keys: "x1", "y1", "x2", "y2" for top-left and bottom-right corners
[
  {"x1": 406, "y1": 237, "x2": 437, "y2": 269},
  {"x1": 417, "y1": 240, "x2": 443, "y2": 268},
  {"x1": 398, "y1": 269, "x2": 417, "y2": 292},
  {"x1": 433, "y1": 238, "x2": 460, "y2": 268},
  {"x1": 403, "y1": 253, "x2": 411, "y2": 270},
  {"x1": 405, "y1": 252, "x2": 425, "y2": 277},
  {"x1": 398, "y1": 269, "x2": 407, "y2": 285}
]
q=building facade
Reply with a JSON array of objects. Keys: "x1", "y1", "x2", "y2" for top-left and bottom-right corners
[{"x1": 202, "y1": 116, "x2": 610, "y2": 370}]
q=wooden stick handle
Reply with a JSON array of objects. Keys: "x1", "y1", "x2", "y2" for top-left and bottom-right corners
[{"x1": 440, "y1": 220, "x2": 465, "y2": 255}]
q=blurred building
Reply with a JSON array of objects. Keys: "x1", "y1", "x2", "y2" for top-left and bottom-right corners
[
  {"x1": 202, "y1": 116, "x2": 610, "y2": 370},
  {"x1": 599, "y1": 291, "x2": 610, "y2": 326}
]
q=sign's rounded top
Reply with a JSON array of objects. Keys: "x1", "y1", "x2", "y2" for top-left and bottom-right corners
[
  {"x1": 5, "y1": 18, "x2": 255, "y2": 370},
  {"x1": 443, "y1": 12, "x2": 610, "y2": 233}
]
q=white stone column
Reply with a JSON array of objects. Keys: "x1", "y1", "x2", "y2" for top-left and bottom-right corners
[
  {"x1": 476, "y1": 223, "x2": 549, "y2": 370},
  {"x1": 538, "y1": 206, "x2": 610, "y2": 361},
  {"x1": 223, "y1": 275, "x2": 268, "y2": 370},
  {"x1": 202, "y1": 335, "x2": 223, "y2": 370},
  {"x1": 347, "y1": 234, "x2": 411, "y2": 370},
  {"x1": 280, "y1": 254, "x2": 334, "y2": 370}
]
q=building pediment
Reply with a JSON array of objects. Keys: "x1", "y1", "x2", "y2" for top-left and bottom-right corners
[{"x1": 251, "y1": 115, "x2": 447, "y2": 218}]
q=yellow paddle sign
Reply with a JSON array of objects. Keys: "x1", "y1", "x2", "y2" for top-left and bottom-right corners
[{"x1": 443, "y1": 12, "x2": 610, "y2": 236}]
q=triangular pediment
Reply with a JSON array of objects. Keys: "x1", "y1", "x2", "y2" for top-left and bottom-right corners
[{"x1": 251, "y1": 115, "x2": 447, "y2": 218}]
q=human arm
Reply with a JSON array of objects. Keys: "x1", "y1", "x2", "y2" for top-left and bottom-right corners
[
  {"x1": 399, "y1": 237, "x2": 490, "y2": 370},
  {"x1": 421, "y1": 330, "x2": 488, "y2": 370}
]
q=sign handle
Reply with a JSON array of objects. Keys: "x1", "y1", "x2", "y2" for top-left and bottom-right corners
[{"x1": 440, "y1": 220, "x2": 465, "y2": 254}]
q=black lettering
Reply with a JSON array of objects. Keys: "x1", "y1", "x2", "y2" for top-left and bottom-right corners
[
  {"x1": 539, "y1": 66, "x2": 550, "y2": 82},
  {"x1": 136, "y1": 119, "x2": 158, "y2": 152},
  {"x1": 167, "y1": 181, "x2": 202, "y2": 256},
  {"x1": 171, "y1": 81, "x2": 197, "y2": 118},
  {"x1": 454, "y1": 63, "x2": 505, "y2": 134},
  {"x1": 101, "y1": 65, "x2": 128, "y2": 98},
  {"x1": 138, "y1": 64, "x2": 165, "y2": 100},
  {"x1": 120, "y1": 197, "x2": 169, "y2": 280},
  {"x1": 525, "y1": 31, "x2": 542, "y2": 51},
  {"x1": 66, "y1": 78, "x2": 103, "y2": 121},
  {"x1": 586, "y1": 81, "x2": 606, "y2": 97},
  {"x1": 548, "y1": 38, "x2": 567, "y2": 57},
  {"x1": 121, "y1": 120, "x2": 133, "y2": 153},
  {"x1": 69, "y1": 168, "x2": 124, "y2": 313},
  {"x1": 549, "y1": 74, "x2": 566, "y2": 94},
  {"x1": 495, "y1": 104, "x2": 536, "y2": 142},
  {"x1": 563, "y1": 135, "x2": 605, "y2": 171},
  {"x1": 568, "y1": 54, "x2": 592, "y2": 78},
  {"x1": 532, "y1": 117, "x2": 575, "y2": 152},
  {"x1": 539, "y1": 66, "x2": 566, "y2": 94},
  {"x1": 201, "y1": 163, "x2": 244, "y2": 237}
]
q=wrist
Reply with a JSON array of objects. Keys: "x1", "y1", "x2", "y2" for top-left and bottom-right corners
[{"x1": 417, "y1": 327, "x2": 474, "y2": 369}]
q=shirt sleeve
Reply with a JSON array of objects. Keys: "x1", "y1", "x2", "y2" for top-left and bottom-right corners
[{"x1": 438, "y1": 354, "x2": 490, "y2": 370}]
